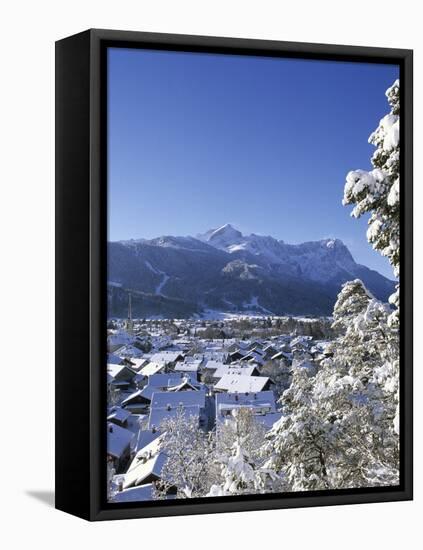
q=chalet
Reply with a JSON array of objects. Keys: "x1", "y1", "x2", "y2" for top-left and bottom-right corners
[
  {"x1": 195, "y1": 351, "x2": 228, "y2": 363},
  {"x1": 107, "y1": 352, "x2": 124, "y2": 365},
  {"x1": 212, "y1": 364, "x2": 260, "y2": 380},
  {"x1": 148, "y1": 390, "x2": 207, "y2": 430},
  {"x1": 121, "y1": 389, "x2": 152, "y2": 414},
  {"x1": 215, "y1": 390, "x2": 281, "y2": 428},
  {"x1": 248, "y1": 341, "x2": 265, "y2": 352},
  {"x1": 113, "y1": 483, "x2": 154, "y2": 502},
  {"x1": 184, "y1": 355, "x2": 205, "y2": 367},
  {"x1": 107, "y1": 406, "x2": 131, "y2": 428},
  {"x1": 126, "y1": 357, "x2": 150, "y2": 372},
  {"x1": 229, "y1": 350, "x2": 246, "y2": 362},
  {"x1": 225, "y1": 341, "x2": 243, "y2": 353},
  {"x1": 149, "y1": 404, "x2": 202, "y2": 431},
  {"x1": 139, "y1": 361, "x2": 167, "y2": 377},
  {"x1": 271, "y1": 350, "x2": 292, "y2": 363},
  {"x1": 149, "y1": 351, "x2": 185, "y2": 367},
  {"x1": 107, "y1": 329, "x2": 134, "y2": 349},
  {"x1": 147, "y1": 372, "x2": 198, "y2": 388},
  {"x1": 239, "y1": 351, "x2": 265, "y2": 365},
  {"x1": 107, "y1": 422, "x2": 135, "y2": 473},
  {"x1": 202, "y1": 360, "x2": 226, "y2": 372},
  {"x1": 107, "y1": 363, "x2": 136, "y2": 390},
  {"x1": 123, "y1": 452, "x2": 167, "y2": 489},
  {"x1": 214, "y1": 374, "x2": 271, "y2": 393},
  {"x1": 113, "y1": 483, "x2": 177, "y2": 502},
  {"x1": 167, "y1": 377, "x2": 203, "y2": 392},
  {"x1": 174, "y1": 359, "x2": 202, "y2": 374},
  {"x1": 134, "y1": 428, "x2": 162, "y2": 452},
  {"x1": 115, "y1": 343, "x2": 145, "y2": 359}
]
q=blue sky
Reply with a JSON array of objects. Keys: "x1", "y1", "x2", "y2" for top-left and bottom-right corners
[{"x1": 108, "y1": 47, "x2": 399, "y2": 279}]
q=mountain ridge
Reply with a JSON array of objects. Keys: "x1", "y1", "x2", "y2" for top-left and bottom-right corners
[{"x1": 108, "y1": 225, "x2": 395, "y2": 318}]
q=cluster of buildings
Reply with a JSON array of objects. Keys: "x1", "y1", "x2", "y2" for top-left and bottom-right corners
[{"x1": 106, "y1": 309, "x2": 330, "y2": 502}]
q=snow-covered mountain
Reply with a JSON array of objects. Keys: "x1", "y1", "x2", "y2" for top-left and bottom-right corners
[
  {"x1": 197, "y1": 224, "x2": 360, "y2": 283},
  {"x1": 108, "y1": 224, "x2": 395, "y2": 318}
]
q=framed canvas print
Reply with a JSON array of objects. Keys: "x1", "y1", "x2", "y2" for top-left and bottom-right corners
[{"x1": 55, "y1": 29, "x2": 413, "y2": 521}]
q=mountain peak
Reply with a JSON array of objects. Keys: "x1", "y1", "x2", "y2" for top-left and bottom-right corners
[
  {"x1": 209, "y1": 224, "x2": 243, "y2": 239},
  {"x1": 322, "y1": 238, "x2": 344, "y2": 249},
  {"x1": 198, "y1": 224, "x2": 243, "y2": 246}
]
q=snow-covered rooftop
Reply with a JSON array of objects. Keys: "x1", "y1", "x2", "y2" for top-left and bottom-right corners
[
  {"x1": 113, "y1": 483, "x2": 154, "y2": 502},
  {"x1": 150, "y1": 389, "x2": 206, "y2": 409},
  {"x1": 214, "y1": 374, "x2": 270, "y2": 393},
  {"x1": 107, "y1": 406, "x2": 131, "y2": 425},
  {"x1": 107, "y1": 422, "x2": 135, "y2": 459},
  {"x1": 213, "y1": 364, "x2": 258, "y2": 379}
]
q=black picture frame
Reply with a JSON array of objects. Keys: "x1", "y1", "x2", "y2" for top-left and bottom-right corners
[{"x1": 55, "y1": 28, "x2": 413, "y2": 521}]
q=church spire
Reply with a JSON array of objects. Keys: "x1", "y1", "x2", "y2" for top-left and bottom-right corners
[
  {"x1": 128, "y1": 292, "x2": 132, "y2": 321},
  {"x1": 126, "y1": 291, "x2": 134, "y2": 334}
]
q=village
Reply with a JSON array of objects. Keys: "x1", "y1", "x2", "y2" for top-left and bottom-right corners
[{"x1": 106, "y1": 296, "x2": 335, "y2": 502}]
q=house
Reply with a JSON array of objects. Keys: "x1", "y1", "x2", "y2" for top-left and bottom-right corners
[
  {"x1": 214, "y1": 374, "x2": 271, "y2": 393},
  {"x1": 184, "y1": 355, "x2": 205, "y2": 367},
  {"x1": 107, "y1": 364, "x2": 136, "y2": 390},
  {"x1": 212, "y1": 364, "x2": 260, "y2": 380},
  {"x1": 174, "y1": 359, "x2": 202, "y2": 374},
  {"x1": 113, "y1": 483, "x2": 155, "y2": 502},
  {"x1": 107, "y1": 352, "x2": 124, "y2": 365},
  {"x1": 248, "y1": 341, "x2": 265, "y2": 352},
  {"x1": 133, "y1": 428, "x2": 162, "y2": 453},
  {"x1": 126, "y1": 357, "x2": 150, "y2": 372},
  {"x1": 129, "y1": 373, "x2": 203, "y2": 411},
  {"x1": 271, "y1": 350, "x2": 292, "y2": 362},
  {"x1": 147, "y1": 372, "x2": 198, "y2": 388},
  {"x1": 215, "y1": 391, "x2": 282, "y2": 429},
  {"x1": 167, "y1": 377, "x2": 203, "y2": 392},
  {"x1": 115, "y1": 344, "x2": 145, "y2": 359},
  {"x1": 112, "y1": 483, "x2": 176, "y2": 502},
  {"x1": 149, "y1": 404, "x2": 202, "y2": 431},
  {"x1": 239, "y1": 350, "x2": 265, "y2": 365},
  {"x1": 139, "y1": 361, "x2": 167, "y2": 377},
  {"x1": 121, "y1": 389, "x2": 152, "y2": 413},
  {"x1": 202, "y1": 360, "x2": 226, "y2": 372},
  {"x1": 216, "y1": 389, "x2": 276, "y2": 416},
  {"x1": 107, "y1": 329, "x2": 134, "y2": 349},
  {"x1": 122, "y1": 434, "x2": 167, "y2": 489},
  {"x1": 107, "y1": 422, "x2": 135, "y2": 473},
  {"x1": 122, "y1": 452, "x2": 167, "y2": 489},
  {"x1": 149, "y1": 351, "x2": 185, "y2": 366},
  {"x1": 196, "y1": 351, "x2": 228, "y2": 363},
  {"x1": 107, "y1": 406, "x2": 132, "y2": 427},
  {"x1": 148, "y1": 390, "x2": 207, "y2": 430},
  {"x1": 229, "y1": 350, "x2": 246, "y2": 362},
  {"x1": 262, "y1": 344, "x2": 277, "y2": 360}
]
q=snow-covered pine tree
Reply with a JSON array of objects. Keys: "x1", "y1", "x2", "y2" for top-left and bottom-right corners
[
  {"x1": 264, "y1": 364, "x2": 334, "y2": 491},
  {"x1": 265, "y1": 279, "x2": 399, "y2": 490},
  {"x1": 341, "y1": 78, "x2": 401, "y2": 448},
  {"x1": 312, "y1": 280, "x2": 399, "y2": 488},
  {"x1": 343, "y1": 80, "x2": 400, "y2": 327}
]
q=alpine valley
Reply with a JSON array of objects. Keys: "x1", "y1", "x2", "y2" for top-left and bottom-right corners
[{"x1": 108, "y1": 224, "x2": 395, "y2": 318}]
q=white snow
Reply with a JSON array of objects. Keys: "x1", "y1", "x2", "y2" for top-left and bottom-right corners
[
  {"x1": 242, "y1": 296, "x2": 273, "y2": 314},
  {"x1": 199, "y1": 224, "x2": 360, "y2": 284},
  {"x1": 144, "y1": 260, "x2": 170, "y2": 295},
  {"x1": 156, "y1": 273, "x2": 170, "y2": 295}
]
